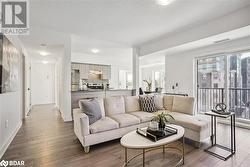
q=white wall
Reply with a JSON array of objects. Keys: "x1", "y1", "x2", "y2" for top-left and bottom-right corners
[
  {"x1": 31, "y1": 62, "x2": 55, "y2": 105},
  {"x1": 140, "y1": 64, "x2": 165, "y2": 90},
  {"x1": 0, "y1": 36, "x2": 23, "y2": 158},
  {"x1": 165, "y1": 36, "x2": 250, "y2": 97},
  {"x1": 71, "y1": 52, "x2": 132, "y2": 89}
]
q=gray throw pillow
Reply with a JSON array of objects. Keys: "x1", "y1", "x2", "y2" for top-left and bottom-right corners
[
  {"x1": 79, "y1": 100, "x2": 102, "y2": 125},
  {"x1": 139, "y1": 95, "x2": 156, "y2": 112}
]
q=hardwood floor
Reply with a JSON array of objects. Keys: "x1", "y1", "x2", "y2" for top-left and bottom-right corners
[{"x1": 1, "y1": 104, "x2": 250, "y2": 167}]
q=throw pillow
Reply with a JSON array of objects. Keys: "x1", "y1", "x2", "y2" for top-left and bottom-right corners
[
  {"x1": 79, "y1": 99, "x2": 102, "y2": 125},
  {"x1": 154, "y1": 95, "x2": 164, "y2": 110},
  {"x1": 125, "y1": 96, "x2": 141, "y2": 112},
  {"x1": 139, "y1": 95, "x2": 156, "y2": 112}
]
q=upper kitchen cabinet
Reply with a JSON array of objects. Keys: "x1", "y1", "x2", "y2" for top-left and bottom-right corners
[
  {"x1": 102, "y1": 65, "x2": 111, "y2": 80},
  {"x1": 79, "y1": 64, "x2": 89, "y2": 79},
  {"x1": 71, "y1": 63, "x2": 80, "y2": 70}
]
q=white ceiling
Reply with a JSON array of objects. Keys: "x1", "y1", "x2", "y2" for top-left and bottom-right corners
[
  {"x1": 30, "y1": 0, "x2": 250, "y2": 45},
  {"x1": 20, "y1": 0, "x2": 250, "y2": 62},
  {"x1": 140, "y1": 26, "x2": 250, "y2": 65}
]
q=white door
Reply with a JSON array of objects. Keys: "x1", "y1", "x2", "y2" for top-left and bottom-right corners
[{"x1": 31, "y1": 62, "x2": 55, "y2": 105}]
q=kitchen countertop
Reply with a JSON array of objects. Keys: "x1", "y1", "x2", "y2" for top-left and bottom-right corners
[{"x1": 71, "y1": 89, "x2": 135, "y2": 92}]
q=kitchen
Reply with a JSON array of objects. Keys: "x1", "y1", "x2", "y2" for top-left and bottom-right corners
[{"x1": 71, "y1": 62, "x2": 135, "y2": 109}]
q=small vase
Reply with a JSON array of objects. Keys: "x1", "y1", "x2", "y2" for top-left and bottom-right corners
[{"x1": 158, "y1": 122, "x2": 165, "y2": 130}]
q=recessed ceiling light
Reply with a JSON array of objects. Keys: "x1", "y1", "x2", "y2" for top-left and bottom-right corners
[
  {"x1": 156, "y1": 0, "x2": 174, "y2": 6},
  {"x1": 39, "y1": 51, "x2": 50, "y2": 56},
  {"x1": 91, "y1": 48, "x2": 99, "y2": 54},
  {"x1": 42, "y1": 61, "x2": 48, "y2": 64},
  {"x1": 40, "y1": 43, "x2": 47, "y2": 47}
]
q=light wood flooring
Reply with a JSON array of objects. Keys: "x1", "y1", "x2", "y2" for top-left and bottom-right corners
[{"x1": 1, "y1": 104, "x2": 250, "y2": 167}]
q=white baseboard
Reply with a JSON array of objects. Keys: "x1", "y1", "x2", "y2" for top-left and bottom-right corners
[
  {"x1": 59, "y1": 108, "x2": 72, "y2": 122},
  {"x1": 0, "y1": 121, "x2": 22, "y2": 159},
  {"x1": 62, "y1": 114, "x2": 72, "y2": 122}
]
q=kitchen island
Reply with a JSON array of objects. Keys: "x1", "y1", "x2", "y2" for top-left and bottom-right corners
[{"x1": 71, "y1": 89, "x2": 135, "y2": 109}]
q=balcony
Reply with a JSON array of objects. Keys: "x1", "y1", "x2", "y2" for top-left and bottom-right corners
[{"x1": 197, "y1": 87, "x2": 250, "y2": 121}]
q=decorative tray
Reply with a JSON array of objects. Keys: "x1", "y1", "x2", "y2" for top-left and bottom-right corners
[{"x1": 136, "y1": 126, "x2": 178, "y2": 142}]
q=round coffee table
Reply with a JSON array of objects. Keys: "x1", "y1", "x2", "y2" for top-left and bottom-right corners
[{"x1": 120, "y1": 124, "x2": 185, "y2": 167}]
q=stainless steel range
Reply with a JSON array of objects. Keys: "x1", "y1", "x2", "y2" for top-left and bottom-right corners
[{"x1": 87, "y1": 83, "x2": 103, "y2": 89}]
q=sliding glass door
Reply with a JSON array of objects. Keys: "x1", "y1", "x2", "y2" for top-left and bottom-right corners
[
  {"x1": 228, "y1": 51, "x2": 250, "y2": 121},
  {"x1": 197, "y1": 55, "x2": 226, "y2": 112},
  {"x1": 197, "y1": 50, "x2": 250, "y2": 123}
]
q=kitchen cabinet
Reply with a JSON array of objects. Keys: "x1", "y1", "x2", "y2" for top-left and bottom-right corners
[
  {"x1": 71, "y1": 63, "x2": 80, "y2": 70},
  {"x1": 79, "y1": 64, "x2": 89, "y2": 79},
  {"x1": 102, "y1": 65, "x2": 111, "y2": 80},
  {"x1": 71, "y1": 63, "x2": 111, "y2": 80}
]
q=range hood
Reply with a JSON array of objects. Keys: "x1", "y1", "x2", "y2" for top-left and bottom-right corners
[{"x1": 88, "y1": 70, "x2": 103, "y2": 80}]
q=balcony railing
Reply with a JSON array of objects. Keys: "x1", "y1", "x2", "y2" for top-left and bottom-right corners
[
  {"x1": 197, "y1": 88, "x2": 225, "y2": 112},
  {"x1": 229, "y1": 88, "x2": 250, "y2": 120},
  {"x1": 197, "y1": 87, "x2": 250, "y2": 120}
]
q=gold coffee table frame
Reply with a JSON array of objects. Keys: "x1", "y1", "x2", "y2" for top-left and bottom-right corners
[{"x1": 123, "y1": 136, "x2": 185, "y2": 167}]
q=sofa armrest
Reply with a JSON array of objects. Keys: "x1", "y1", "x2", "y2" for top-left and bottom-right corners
[{"x1": 73, "y1": 108, "x2": 90, "y2": 137}]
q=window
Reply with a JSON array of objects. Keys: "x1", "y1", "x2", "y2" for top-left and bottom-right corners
[{"x1": 196, "y1": 50, "x2": 250, "y2": 123}]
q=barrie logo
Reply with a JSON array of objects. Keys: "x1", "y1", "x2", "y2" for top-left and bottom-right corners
[
  {"x1": 0, "y1": 160, "x2": 8, "y2": 167},
  {"x1": 0, "y1": 0, "x2": 29, "y2": 35}
]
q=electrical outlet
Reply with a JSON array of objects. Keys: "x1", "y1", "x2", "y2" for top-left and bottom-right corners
[{"x1": 5, "y1": 120, "x2": 8, "y2": 128}]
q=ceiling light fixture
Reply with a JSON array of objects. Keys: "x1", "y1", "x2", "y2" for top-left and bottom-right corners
[
  {"x1": 42, "y1": 61, "x2": 48, "y2": 64},
  {"x1": 156, "y1": 0, "x2": 174, "y2": 6},
  {"x1": 91, "y1": 48, "x2": 99, "y2": 54},
  {"x1": 39, "y1": 51, "x2": 50, "y2": 56}
]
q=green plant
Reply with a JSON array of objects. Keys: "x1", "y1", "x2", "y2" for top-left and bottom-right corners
[
  {"x1": 143, "y1": 79, "x2": 152, "y2": 91},
  {"x1": 152, "y1": 112, "x2": 175, "y2": 129}
]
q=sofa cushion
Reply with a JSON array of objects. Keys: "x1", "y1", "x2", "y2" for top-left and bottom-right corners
[
  {"x1": 90, "y1": 117, "x2": 119, "y2": 134},
  {"x1": 105, "y1": 96, "x2": 126, "y2": 116},
  {"x1": 79, "y1": 98, "x2": 105, "y2": 118},
  {"x1": 95, "y1": 98, "x2": 105, "y2": 118},
  {"x1": 172, "y1": 96, "x2": 194, "y2": 115},
  {"x1": 129, "y1": 111, "x2": 154, "y2": 123},
  {"x1": 79, "y1": 100, "x2": 102, "y2": 125},
  {"x1": 110, "y1": 114, "x2": 140, "y2": 128},
  {"x1": 163, "y1": 95, "x2": 174, "y2": 111},
  {"x1": 168, "y1": 112, "x2": 208, "y2": 132},
  {"x1": 154, "y1": 95, "x2": 164, "y2": 110},
  {"x1": 125, "y1": 96, "x2": 140, "y2": 112},
  {"x1": 139, "y1": 95, "x2": 156, "y2": 112}
]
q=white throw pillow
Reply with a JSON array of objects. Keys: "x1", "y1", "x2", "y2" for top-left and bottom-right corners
[
  {"x1": 104, "y1": 96, "x2": 126, "y2": 116},
  {"x1": 154, "y1": 95, "x2": 164, "y2": 110},
  {"x1": 125, "y1": 96, "x2": 141, "y2": 112}
]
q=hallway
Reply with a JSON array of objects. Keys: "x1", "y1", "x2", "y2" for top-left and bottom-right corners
[{"x1": 1, "y1": 105, "x2": 82, "y2": 166}]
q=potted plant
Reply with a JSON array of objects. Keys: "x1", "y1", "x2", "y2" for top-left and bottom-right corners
[
  {"x1": 152, "y1": 112, "x2": 175, "y2": 130},
  {"x1": 143, "y1": 79, "x2": 152, "y2": 91}
]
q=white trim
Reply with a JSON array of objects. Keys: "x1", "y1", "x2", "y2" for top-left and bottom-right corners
[
  {"x1": 62, "y1": 114, "x2": 72, "y2": 122},
  {"x1": 59, "y1": 109, "x2": 72, "y2": 122},
  {"x1": 0, "y1": 121, "x2": 22, "y2": 159}
]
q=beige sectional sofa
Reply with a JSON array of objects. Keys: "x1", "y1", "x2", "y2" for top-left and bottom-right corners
[{"x1": 73, "y1": 95, "x2": 209, "y2": 153}]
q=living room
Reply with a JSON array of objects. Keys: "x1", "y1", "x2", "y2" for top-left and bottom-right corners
[{"x1": 0, "y1": 0, "x2": 250, "y2": 167}]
